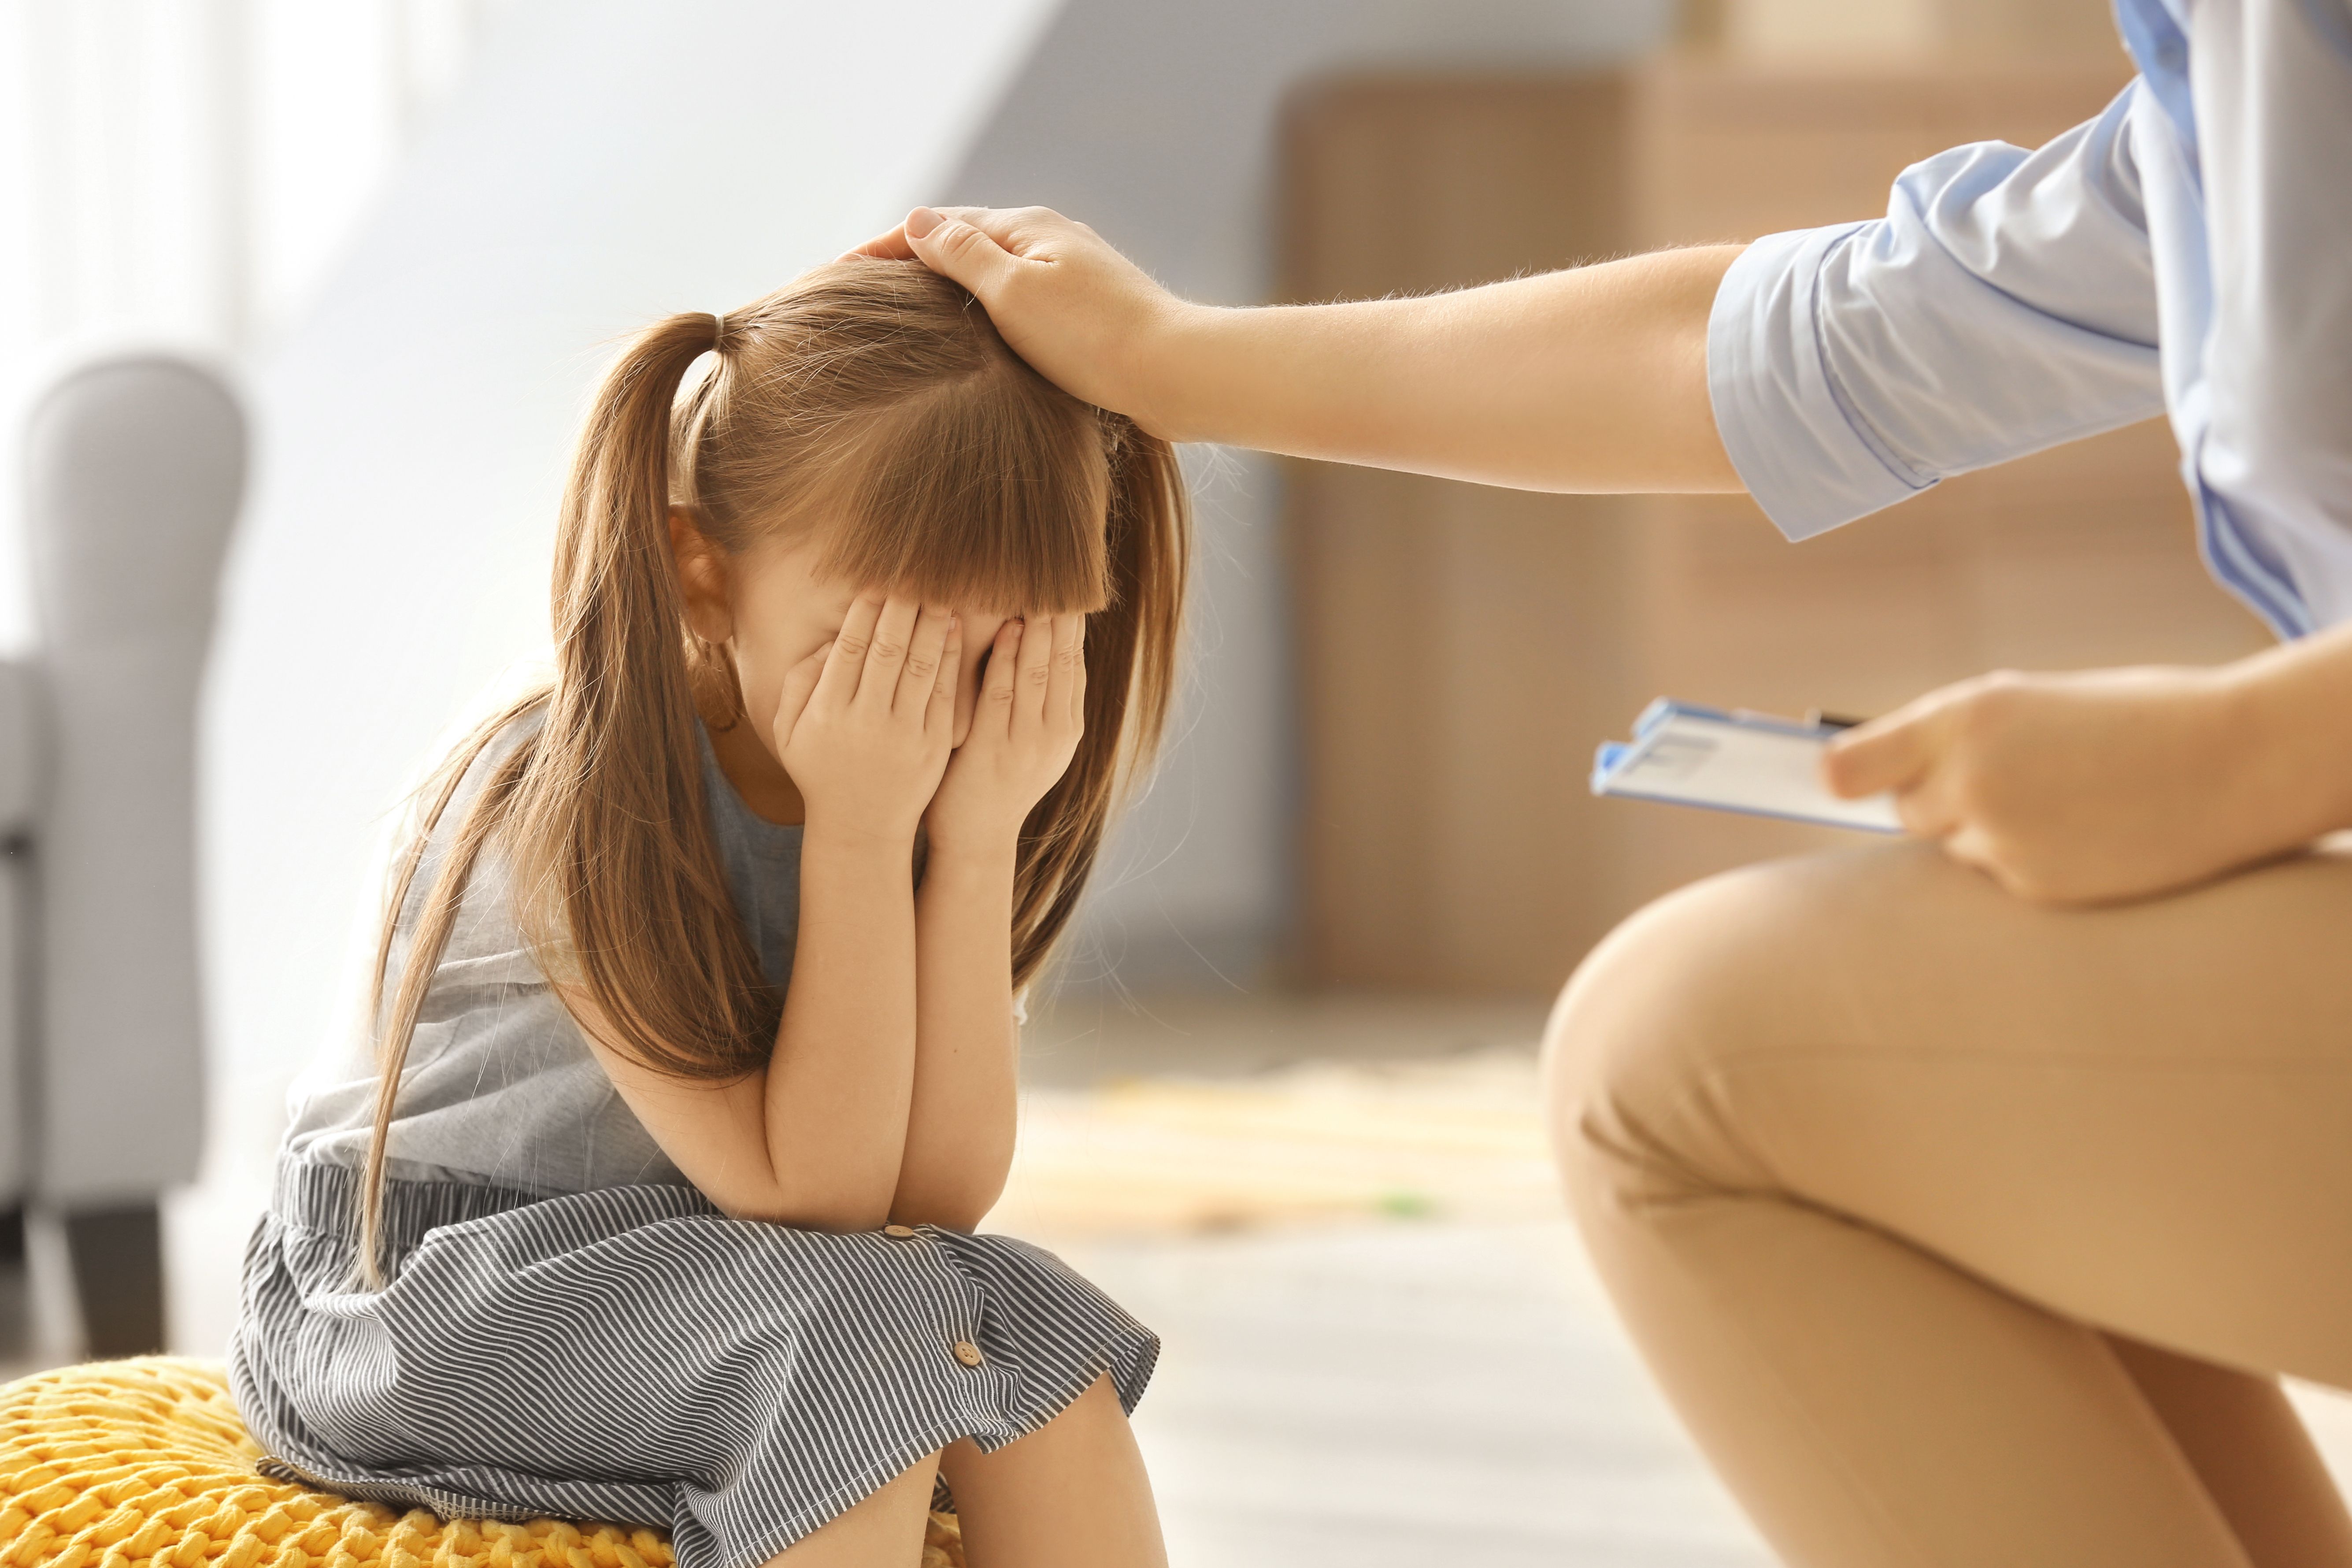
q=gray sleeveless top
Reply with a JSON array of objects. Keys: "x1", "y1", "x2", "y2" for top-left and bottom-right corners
[{"x1": 281, "y1": 711, "x2": 803, "y2": 1194}]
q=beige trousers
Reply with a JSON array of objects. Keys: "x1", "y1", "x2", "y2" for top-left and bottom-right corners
[{"x1": 1545, "y1": 840, "x2": 2352, "y2": 1568}]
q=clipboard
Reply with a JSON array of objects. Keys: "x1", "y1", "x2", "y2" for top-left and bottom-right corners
[{"x1": 1591, "y1": 699, "x2": 1903, "y2": 834}]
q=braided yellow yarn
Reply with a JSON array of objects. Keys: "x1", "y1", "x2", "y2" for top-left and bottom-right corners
[{"x1": 0, "y1": 1358, "x2": 965, "y2": 1568}]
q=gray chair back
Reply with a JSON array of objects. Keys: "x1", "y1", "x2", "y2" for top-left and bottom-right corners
[
  {"x1": 0, "y1": 660, "x2": 34, "y2": 1207},
  {"x1": 19, "y1": 355, "x2": 244, "y2": 1205}
]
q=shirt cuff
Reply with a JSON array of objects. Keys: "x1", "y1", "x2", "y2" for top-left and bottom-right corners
[{"x1": 1708, "y1": 225, "x2": 1934, "y2": 541}]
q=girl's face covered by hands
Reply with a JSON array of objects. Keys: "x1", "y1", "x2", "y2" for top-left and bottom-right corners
[
  {"x1": 674, "y1": 515, "x2": 1011, "y2": 755},
  {"x1": 672, "y1": 512, "x2": 1090, "y2": 849}
]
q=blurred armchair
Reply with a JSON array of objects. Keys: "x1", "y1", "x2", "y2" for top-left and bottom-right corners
[{"x1": 0, "y1": 354, "x2": 244, "y2": 1359}]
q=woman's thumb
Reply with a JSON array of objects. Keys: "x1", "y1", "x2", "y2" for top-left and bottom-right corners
[
  {"x1": 904, "y1": 208, "x2": 1018, "y2": 302},
  {"x1": 1822, "y1": 713, "x2": 1930, "y2": 800}
]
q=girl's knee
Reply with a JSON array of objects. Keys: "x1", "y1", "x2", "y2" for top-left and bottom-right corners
[
  {"x1": 943, "y1": 1375, "x2": 1128, "y2": 1479},
  {"x1": 1037, "y1": 1373, "x2": 1126, "y2": 1439},
  {"x1": 938, "y1": 1375, "x2": 1162, "y2": 1566},
  {"x1": 767, "y1": 1449, "x2": 941, "y2": 1565}
]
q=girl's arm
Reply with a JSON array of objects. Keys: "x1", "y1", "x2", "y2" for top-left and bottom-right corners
[
  {"x1": 577, "y1": 595, "x2": 960, "y2": 1231},
  {"x1": 893, "y1": 612, "x2": 1090, "y2": 1228},
  {"x1": 855, "y1": 207, "x2": 1745, "y2": 496},
  {"x1": 894, "y1": 845, "x2": 1018, "y2": 1230}
]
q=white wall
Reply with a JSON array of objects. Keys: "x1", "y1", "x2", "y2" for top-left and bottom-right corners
[
  {"x1": 940, "y1": 0, "x2": 1675, "y2": 989},
  {"x1": 0, "y1": 0, "x2": 524, "y2": 652},
  {"x1": 200, "y1": 0, "x2": 1060, "y2": 1172}
]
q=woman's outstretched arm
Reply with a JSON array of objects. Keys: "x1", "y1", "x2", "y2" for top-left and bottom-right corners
[{"x1": 854, "y1": 208, "x2": 1744, "y2": 496}]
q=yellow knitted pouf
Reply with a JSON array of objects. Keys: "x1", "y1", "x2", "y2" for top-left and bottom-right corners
[{"x1": 0, "y1": 1357, "x2": 966, "y2": 1568}]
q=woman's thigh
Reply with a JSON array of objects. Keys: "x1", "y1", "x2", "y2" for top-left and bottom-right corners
[{"x1": 1545, "y1": 838, "x2": 2352, "y2": 1386}]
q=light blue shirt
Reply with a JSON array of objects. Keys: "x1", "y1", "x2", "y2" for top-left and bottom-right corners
[{"x1": 1709, "y1": 0, "x2": 2352, "y2": 639}]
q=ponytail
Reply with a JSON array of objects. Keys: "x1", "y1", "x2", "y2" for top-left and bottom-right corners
[{"x1": 357, "y1": 312, "x2": 765, "y2": 1285}]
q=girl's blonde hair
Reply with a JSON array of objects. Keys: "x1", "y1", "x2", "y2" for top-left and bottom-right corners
[{"x1": 356, "y1": 261, "x2": 1190, "y2": 1281}]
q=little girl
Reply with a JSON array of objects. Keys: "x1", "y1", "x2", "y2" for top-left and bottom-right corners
[{"x1": 229, "y1": 261, "x2": 1188, "y2": 1568}]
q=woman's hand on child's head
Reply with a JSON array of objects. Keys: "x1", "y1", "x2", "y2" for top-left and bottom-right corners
[
  {"x1": 924, "y1": 612, "x2": 1088, "y2": 859},
  {"x1": 845, "y1": 206, "x2": 1190, "y2": 440},
  {"x1": 1821, "y1": 665, "x2": 2262, "y2": 905},
  {"x1": 773, "y1": 594, "x2": 961, "y2": 846}
]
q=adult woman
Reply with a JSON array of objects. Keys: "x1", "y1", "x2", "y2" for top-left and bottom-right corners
[{"x1": 861, "y1": 1, "x2": 2352, "y2": 1562}]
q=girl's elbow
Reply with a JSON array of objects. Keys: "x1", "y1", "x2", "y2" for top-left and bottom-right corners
[
  {"x1": 910, "y1": 1199, "x2": 992, "y2": 1234},
  {"x1": 715, "y1": 1164, "x2": 901, "y2": 1233},
  {"x1": 890, "y1": 1170, "x2": 1010, "y2": 1233},
  {"x1": 889, "y1": 1203, "x2": 988, "y2": 1234},
  {"x1": 729, "y1": 1194, "x2": 896, "y2": 1233}
]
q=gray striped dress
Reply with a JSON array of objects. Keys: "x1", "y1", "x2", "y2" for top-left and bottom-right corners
[{"x1": 228, "y1": 715, "x2": 1158, "y2": 1568}]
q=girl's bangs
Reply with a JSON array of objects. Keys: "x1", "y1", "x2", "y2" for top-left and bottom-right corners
[{"x1": 815, "y1": 393, "x2": 1115, "y2": 616}]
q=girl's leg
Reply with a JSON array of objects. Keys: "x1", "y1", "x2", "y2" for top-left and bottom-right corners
[
  {"x1": 767, "y1": 1452, "x2": 942, "y2": 1568},
  {"x1": 938, "y1": 1375, "x2": 1167, "y2": 1568},
  {"x1": 1544, "y1": 841, "x2": 2352, "y2": 1568}
]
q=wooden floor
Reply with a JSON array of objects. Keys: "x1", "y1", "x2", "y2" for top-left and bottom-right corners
[
  {"x1": 1053, "y1": 1220, "x2": 1771, "y2": 1567},
  {"x1": 1000, "y1": 993, "x2": 1771, "y2": 1564},
  {"x1": 15, "y1": 992, "x2": 2352, "y2": 1566}
]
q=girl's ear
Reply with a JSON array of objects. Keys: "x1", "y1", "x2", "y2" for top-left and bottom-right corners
[{"x1": 669, "y1": 508, "x2": 733, "y2": 644}]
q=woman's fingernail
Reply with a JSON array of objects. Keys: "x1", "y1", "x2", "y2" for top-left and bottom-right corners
[{"x1": 905, "y1": 207, "x2": 941, "y2": 240}]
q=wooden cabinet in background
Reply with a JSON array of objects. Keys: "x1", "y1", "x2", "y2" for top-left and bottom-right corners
[{"x1": 1282, "y1": 60, "x2": 2269, "y2": 995}]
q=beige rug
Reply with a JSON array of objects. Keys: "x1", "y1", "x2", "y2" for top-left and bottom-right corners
[{"x1": 989, "y1": 1048, "x2": 1563, "y2": 1238}]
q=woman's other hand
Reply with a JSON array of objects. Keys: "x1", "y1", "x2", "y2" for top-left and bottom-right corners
[
  {"x1": 1821, "y1": 666, "x2": 2275, "y2": 904},
  {"x1": 924, "y1": 613, "x2": 1087, "y2": 857},
  {"x1": 774, "y1": 594, "x2": 960, "y2": 845},
  {"x1": 846, "y1": 207, "x2": 1190, "y2": 438}
]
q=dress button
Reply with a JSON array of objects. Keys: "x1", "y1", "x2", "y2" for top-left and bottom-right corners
[
  {"x1": 951, "y1": 1340, "x2": 985, "y2": 1368},
  {"x1": 883, "y1": 1224, "x2": 918, "y2": 1240}
]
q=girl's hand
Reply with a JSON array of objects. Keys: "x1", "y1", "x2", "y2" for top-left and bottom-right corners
[
  {"x1": 924, "y1": 613, "x2": 1087, "y2": 857},
  {"x1": 847, "y1": 207, "x2": 1190, "y2": 438},
  {"x1": 1822, "y1": 665, "x2": 2261, "y2": 904},
  {"x1": 774, "y1": 595, "x2": 960, "y2": 844}
]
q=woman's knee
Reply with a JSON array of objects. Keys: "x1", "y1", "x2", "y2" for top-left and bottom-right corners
[{"x1": 1540, "y1": 853, "x2": 1878, "y2": 1215}]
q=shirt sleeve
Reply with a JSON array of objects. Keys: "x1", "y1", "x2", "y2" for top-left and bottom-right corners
[
  {"x1": 2195, "y1": 0, "x2": 2352, "y2": 603},
  {"x1": 1708, "y1": 85, "x2": 2169, "y2": 541}
]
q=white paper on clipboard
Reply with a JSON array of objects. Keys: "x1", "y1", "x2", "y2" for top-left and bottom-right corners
[{"x1": 1591, "y1": 699, "x2": 1903, "y2": 834}]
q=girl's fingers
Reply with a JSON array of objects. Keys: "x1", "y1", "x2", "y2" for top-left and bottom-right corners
[
  {"x1": 1039, "y1": 613, "x2": 1079, "y2": 731},
  {"x1": 1063, "y1": 614, "x2": 1088, "y2": 730},
  {"x1": 1012, "y1": 612, "x2": 1056, "y2": 734},
  {"x1": 898, "y1": 603, "x2": 953, "y2": 715},
  {"x1": 818, "y1": 595, "x2": 885, "y2": 707},
  {"x1": 775, "y1": 641, "x2": 830, "y2": 745},
  {"x1": 927, "y1": 616, "x2": 963, "y2": 733},
  {"x1": 856, "y1": 596, "x2": 920, "y2": 710},
  {"x1": 974, "y1": 619, "x2": 1023, "y2": 742}
]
